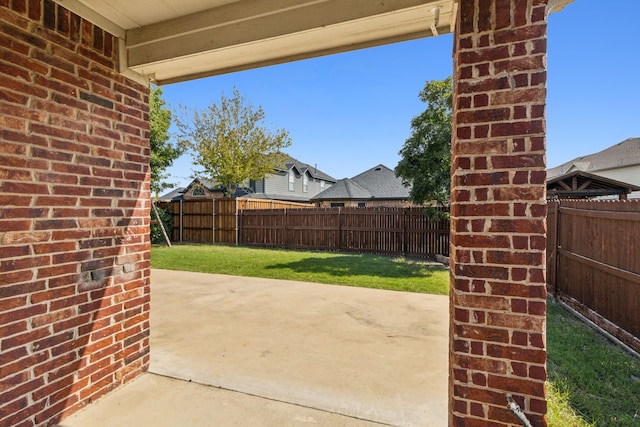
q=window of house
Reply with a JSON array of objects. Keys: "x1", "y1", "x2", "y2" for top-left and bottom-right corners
[
  {"x1": 303, "y1": 174, "x2": 309, "y2": 193},
  {"x1": 320, "y1": 180, "x2": 325, "y2": 190},
  {"x1": 288, "y1": 171, "x2": 295, "y2": 191},
  {"x1": 192, "y1": 187, "x2": 205, "y2": 197},
  {"x1": 330, "y1": 202, "x2": 344, "y2": 208},
  {"x1": 357, "y1": 202, "x2": 366, "y2": 208}
]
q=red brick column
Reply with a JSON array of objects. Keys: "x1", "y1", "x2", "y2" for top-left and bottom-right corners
[
  {"x1": 1, "y1": 1, "x2": 150, "y2": 425},
  {"x1": 450, "y1": 1, "x2": 548, "y2": 425}
]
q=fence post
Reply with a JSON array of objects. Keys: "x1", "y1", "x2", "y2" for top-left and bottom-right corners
[
  {"x1": 235, "y1": 198, "x2": 239, "y2": 246},
  {"x1": 238, "y1": 205, "x2": 242, "y2": 246},
  {"x1": 553, "y1": 201, "x2": 560, "y2": 299},
  {"x1": 283, "y1": 208, "x2": 287, "y2": 249},
  {"x1": 403, "y1": 208, "x2": 408, "y2": 257},
  {"x1": 170, "y1": 202, "x2": 177, "y2": 242},
  {"x1": 179, "y1": 199, "x2": 183, "y2": 243},
  {"x1": 337, "y1": 207, "x2": 342, "y2": 251}
]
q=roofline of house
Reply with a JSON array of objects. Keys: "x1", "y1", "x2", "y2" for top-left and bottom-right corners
[
  {"x1": 311, "y1": 196, "x2": 409, "y2": 201},
  {"x1": 547, "y1": 170, "x2": 640, "y2": 191}
]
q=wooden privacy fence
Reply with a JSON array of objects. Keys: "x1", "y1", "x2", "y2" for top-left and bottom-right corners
[
  {"x1": 547, "y1": 199, "x2": 640, "y2": 352},
  {"x1": 157, "y1": 198, "x2": 313, "y2": 244},
  {"x1": 240, "y1": 207, "x2": 450, "y2": 258}
]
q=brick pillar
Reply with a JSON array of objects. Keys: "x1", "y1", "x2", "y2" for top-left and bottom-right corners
[
  {"x1": 1, "y1": 1, "x2": 150, "y2": 425},
  {"x1": 450, "y1": 1, "x2": 548, "y2": 425}
]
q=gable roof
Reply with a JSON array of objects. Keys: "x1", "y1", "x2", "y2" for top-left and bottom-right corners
[
  {"x1": 177, "y1": 178, "x2": 227, "y2": 194},
  {"x1": 188, "y1": 178, "x2": 220, "y2": 192},
  {"x1": 310, "y1": 178, "x2": 371, "y2": 200},
  {"x1": 160, "y1": 178, "x2": 248, "y2": 200},
  {"x1": 351, "y1": 164, "x2": 411, "y2": 199},
  {"x1": 157, "y1": 187, "x2": 186, "y2": 202},
  {"x1": 547, "y1": 137, "x2": 640, "y2": 179},
  {"x1": 158, "y1": 156, "x2": 336, "y2": 202},
  {"x1": 282, "y1": 157, "x2": 336, "y2": 183},
  {"x1": 311, "y1": 164, "x2": 410, "y2": 201},
  {"x1": 547, "y1": 170, "x2": 640, "y2": 199}
]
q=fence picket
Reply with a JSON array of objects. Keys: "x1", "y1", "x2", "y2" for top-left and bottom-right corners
[
  {"x1": 240, "y1": 206, "x2": 449, "y2": 258},
  {"x1": 156, "y1": 202, "x2": 450, "y2": 258},
  {"x1": 547, "y1": 199, "x2": 640, "y2": 353}
]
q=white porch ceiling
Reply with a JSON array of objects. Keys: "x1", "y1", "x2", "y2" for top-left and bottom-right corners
[
  {"x1": 53, "y1": 0, "x2": 455, "y2": 84},
  {"x1": 53, "y1": 0, "x2": 574, "y2": 85}
]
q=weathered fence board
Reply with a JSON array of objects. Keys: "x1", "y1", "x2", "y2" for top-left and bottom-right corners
[
  {"x1": 158, "y1": 198, "x2": 312, "y2": 245},
  {"x1": 547, "y1": 199, "x2": 640, "y2": 352},
  {"x1": 160, "y1": 201, "x2": 450, "y2": 259},
  {"x1": 240, "y1": 207, "x2": 449, "y2": 258},
  {"x1": 405, "y1": 208, "x2": 449, "y2": 258},
  {"x1": 546, "y1": 202, "x2": 559, "y2": 295},
  {"x1": 282, "y1": 208, "x2": 341, "y2": 251}
]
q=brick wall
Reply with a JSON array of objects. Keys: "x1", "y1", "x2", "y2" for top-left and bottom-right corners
[
  {"x1": 450, "y1": 0, "x2": 548, "y2": 425},
  {"x1": 0, "y1": 1, "x2": 151, "y2": 425}
]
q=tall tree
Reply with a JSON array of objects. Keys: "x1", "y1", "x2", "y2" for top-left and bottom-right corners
[
  {"x1": 395, "y1": 76, "x2": 452, "y2": 216},
  {"x1": 178, "y1": 87, "x2": 291, "y2": 196},
  {"x1": 149, "y1": 85, "x2": 182, "y2": 195}
]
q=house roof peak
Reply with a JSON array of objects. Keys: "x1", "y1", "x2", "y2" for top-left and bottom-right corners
[
  {"x1": 312, "y1": 163, "x2": 410, "y2": 201},
  {"x1": 547, "y1": 137, "x2": 640, "y2": 179}
]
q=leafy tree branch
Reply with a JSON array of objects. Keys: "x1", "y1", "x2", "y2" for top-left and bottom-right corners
[
  {"x1": 395, "y1": 76, "x2": 452, "y2": 218},
  {"x1": 150, "y1": 85, "x2": 183, "y2": 195},
  {"x1": 178, "y1": 87, "x2": 291, "y2": 196}
]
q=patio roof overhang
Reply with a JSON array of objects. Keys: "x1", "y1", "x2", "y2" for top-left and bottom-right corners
[{"x1": 53, "y1": 0, "x2": 573, "y2": 86}]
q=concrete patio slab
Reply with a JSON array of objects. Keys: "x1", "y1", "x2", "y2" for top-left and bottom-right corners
[
  {"x1": 59, "y1": 269, "x2": 449, "y2": 426},
  {"x1": 57, "y1": 373, "x2": 387, "y2": 427}
]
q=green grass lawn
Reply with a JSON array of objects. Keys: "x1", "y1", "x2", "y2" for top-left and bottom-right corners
[
  {"x1": 151, "y1": 244, "x2": 449, "y2": 295},
  {"x1": 150, "y1": 244, "x2": 640, "y2": 426},
  {"x1": 546, "y1": 301, "x2": 640, "y2": 426}
]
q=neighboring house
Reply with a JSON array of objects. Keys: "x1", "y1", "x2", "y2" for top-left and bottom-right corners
[
  {"x1": 311, "y1": 164, "x2": 413, "y2": 208},
  {"x1": 547, "y1": 137, "x2": 640, "y2": 198},
  {"x1": 156, "y1": 186, "x2": 186, "y2": 202},
  {"x1": 159, "y1": 157, "x2": 336, "y2": 203},
  {"x1": 250, "y1": 157, "x2": 336, "y2": 202},
  {"x1": 159, "y1": 179, "x2": 225, "y2": 201}
]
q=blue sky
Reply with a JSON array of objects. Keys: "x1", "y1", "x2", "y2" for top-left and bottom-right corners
[{"x1": 161, "y1": 1, "x2": 639, "y2": 189}]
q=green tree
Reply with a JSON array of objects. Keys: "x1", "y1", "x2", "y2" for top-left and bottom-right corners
[
  {"x1": 178, "y1": 87, "x2": 291, "y2": 196},
  {"x1": 150, "y1": 204, "x2": 173, "y2": 245},
  {"x1": 150, "y1": 85, "x2": 182, "y2": 195},
  {"x1": 395, "y1": 76, "x2": 452, "y2": 217}
]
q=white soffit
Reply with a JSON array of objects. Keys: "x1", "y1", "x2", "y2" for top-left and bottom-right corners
[
  {"x1": 128, "y1": 2, "x2": 456, "y2": 84},
  {"x1": 54, "y1": 0, "x2": 452, "y2": 85},
  {"x1": 54, "y1": 0, "x2": 574, "y2": 85}
]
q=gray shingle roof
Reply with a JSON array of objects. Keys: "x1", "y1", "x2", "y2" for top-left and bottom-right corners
[
  {"x1": 548, "y1": 137, "x2": 640, "y2": 179},
  {"x1": 242, "y1": 192, "x2": 313, "y2": 203},
  {"x1": 157, "y1": 187, "x2": 186, "y2": 201},
  {"x1": 311, "y1": 164, "x2": 410, "y2": 201},
  {"x1": 159, "y1": 156, "x2": 336, "y2": 202},
  {"x1": 352, "y1": 164, "x2": 411, "y2": 199},
  {"x1": 284, "y1": 156, "x2": 336, "y2": 183},
  {"x1": 310, "y1": 178, "x2": 371, "y2": 200}
]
